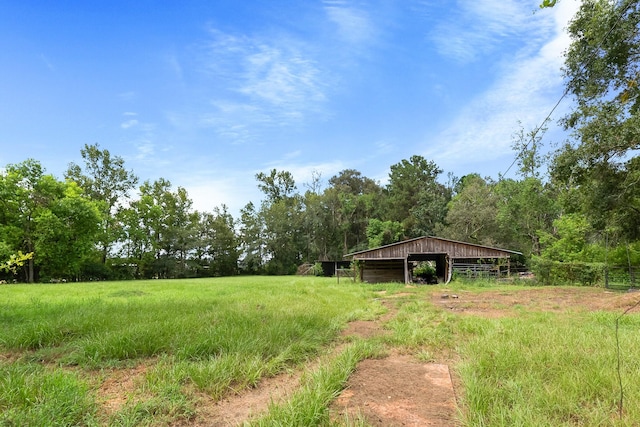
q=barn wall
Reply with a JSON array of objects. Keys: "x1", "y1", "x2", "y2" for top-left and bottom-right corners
[{"x1": 361, "y1": 260, "x2": 405, "y2": 283}]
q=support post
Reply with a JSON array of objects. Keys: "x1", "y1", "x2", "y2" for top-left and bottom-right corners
[{"x1": 404, "y1": 257, "x2": 410, "y2": 284}]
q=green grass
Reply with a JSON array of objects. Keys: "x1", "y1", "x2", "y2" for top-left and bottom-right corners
[
  {"x1": 247, "y1": 339, "x2": 382, "y2": 426},
  {"x1": 0, "y1": 276, "x2": 376, "y2": 426},
  {"x1": 452, "y1": 292, "x2": 640, "y2": 426},
  {"x1": 3, "y1": 277, "x2": 640, "y2": 426}
]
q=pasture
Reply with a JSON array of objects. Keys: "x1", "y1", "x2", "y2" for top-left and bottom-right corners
[{"x1": 1, "y1": 277, "x2": 640, "y2": 426}]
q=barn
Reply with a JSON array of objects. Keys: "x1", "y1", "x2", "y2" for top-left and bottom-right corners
[{"x1": 344, "y1": 236, "x2": 521, "y2": 284}]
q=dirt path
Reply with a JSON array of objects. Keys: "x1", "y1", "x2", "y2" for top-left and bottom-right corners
[
  {"x1": 332, "y1": 356, "x2": 457, "y2": 426},
  {"x1": 184, "y1": 295, "x2": 459, "y2": 426},
  {"x1": 331, "y1": 297, "x2": 458, "y2": 426}
]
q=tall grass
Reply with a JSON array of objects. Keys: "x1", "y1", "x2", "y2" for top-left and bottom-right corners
[
  {"x1": 248, "y1": 339, "x2": 382, "y2": 426},
  {"x1": 0, "y1": 276, "x2": 375, "y2": 425},
  {"x1": 456, "y1": 305, "x2": 640, "y2": 426},
  {"x1": 0, "y1": 363, "x2": 97, "y2": 426}
]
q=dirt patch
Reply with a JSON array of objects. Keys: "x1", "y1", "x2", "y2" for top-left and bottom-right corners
[
  {"x1": 334, "y1": 298, "x2": 458, "y2": 426},
  {"x1": 342, "y1": 300, "x2": 397, "y2": 339},
  {"x1": 332, "y1": 355, "x2": 457, "y2": 426},
  {"x1": 97, "y1": 363, "x2": 149, "y2": 414},
  {"x1": 187, "y1": 370, "x2": 303, "y2": 427},
  {"x1": 92, "y1": 287, "x2": 640, "y2": 425},
  {"x1": 433, "y1": 287, "x2": 640, "y2": 317}
]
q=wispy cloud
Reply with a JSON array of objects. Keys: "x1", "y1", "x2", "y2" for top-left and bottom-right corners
[
  {"x1": 40, "y1": 54, "x2": 55, "y2": 71},
  {"x1": 120, "y1": 119, "x2": 138, "y2": 129},
  {"x1": 118, "y1": 91, "x2": 137, "y2": 102},
  {"x1": 430, "y1": 0, "x2": 550, "y2": 63},
  {"x1": 423, "y1": 0, "x2": 580, "y2": 176},
  {"x1": 323, "y1": 1, "x2": 376, "y2": 45},
  {"x1": 194, "y1": 28, "x2": 329, "y2": 140}
]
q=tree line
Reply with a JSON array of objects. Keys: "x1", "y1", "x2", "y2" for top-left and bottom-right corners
[
  {"x1": 1, "y1": 0, "x2": 639, "y2": 282},
  {"x1": 0, "y1": 141, "x2": 636, "y2": 283}
]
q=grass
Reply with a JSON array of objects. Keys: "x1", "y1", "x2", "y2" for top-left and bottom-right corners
[
  {"x1": 247, "y1": 339, "x2": 382, "y2": 426},
  {"x1": 0, "y1": 276, "x2": 376, "y2": 426},
  {"x1": 2, "y1": 276, "x2": 640, "y2": 426},
  {"x1": 455, "y1": 311, "x2": 640, "y2": 426}
]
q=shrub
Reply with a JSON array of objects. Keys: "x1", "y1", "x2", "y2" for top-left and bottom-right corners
[{"x1": 530, "y1": 256, "x2": 605, "y2": 286}]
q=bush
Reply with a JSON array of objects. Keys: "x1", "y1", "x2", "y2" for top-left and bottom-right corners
[
  {"x1": 413, "y1": 261, "x2": 437, "y2": 284},
  {"x1": 530, "y1": 257, "x2": 605, "y2": 286}
]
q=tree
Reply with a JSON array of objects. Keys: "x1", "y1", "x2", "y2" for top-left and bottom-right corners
[
  {"x1": 0, "y1": 251, "x2": 33, "y2": 277},
  {"x1": 539, "y1": 213, "x2": 595, "y2": 262},
  {"x1": 366, "y1": 219, "x2": 404, "y2": 248},
  {"x1": 440, "y1": 174, "x2": 500, "y2": 246},
  {"x1": 238, "y1": 202, "x2": 265, "y2": 274},
  {"x1": 511, "y1": 122, "x2": 545, "y2": 179},
  {"x1": 386, "y1": 155, "x2": 450, "y2": 236},
  {"x1": 33, "y1": 181, "x2": 102, "y2": 280},
  {"x1": 324, "y1": 169, "x2": 384, "y2": 256},
  {"x1": 66, "y1": 143, "x2": 138, "y2": 264},
  {"x1": 194, "y1": 206, "x2": 239, "y2": 276},
  {"x1": 551, "y1": 0, "x2": 640, "y2": 239},
  {"x1": 120, "y1": 179, "x2": 197, "y2": 278},
  {"x1": 255, "y1": 169, "x2": 296, "y2": 202},
  {"x1": 0, "y1": 160, "x2": 101, "y2": 281},
  {"x1": 255, "y1": 170, "x2": 304, "y2": 274}
]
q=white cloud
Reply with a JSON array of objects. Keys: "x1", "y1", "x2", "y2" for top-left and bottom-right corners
[
  {"x1": 120, "y1": 119, "x2": 138, "y2": 129},
  {"x1": 199, "y1": 29, "x2": 329, "y2": 130},
  {"x1": 182, "y1": 176, "x2": 257, "y2": 216},
  {"x1": 239, "y1": 45, "x2": 326, "y2": 108},
  {"x1": 323, "y1": 1, "x2": 375, "y2": 45},
  {"x1": 423, "y1": 0, "x2": 581, "y2": 176},
  {"x1": 430, "y1": 0, "x2": 550, "y2": 63}
]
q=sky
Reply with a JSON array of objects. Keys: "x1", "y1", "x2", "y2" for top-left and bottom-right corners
[{"x1": 0, "y1": 0, "x2": 581, "y2": 216}]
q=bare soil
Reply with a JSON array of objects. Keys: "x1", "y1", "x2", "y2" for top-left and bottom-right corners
[
  {"x1": 332, "y1": 356, "x2": 457, "y2": 426},
  {"x1": 89, "y1": 286, "x2": 640, "y2": 426},
  {"x1": 433, "y1": 286, "x2": 640, "y2": 317}
]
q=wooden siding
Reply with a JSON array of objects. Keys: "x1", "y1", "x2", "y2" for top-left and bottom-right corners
[
  {"x1": 361, "y1": 260, "x2": 405, "y2": 283},
  {"x1": 349, "y1": 236, "x2": 516, "y2": 260}
]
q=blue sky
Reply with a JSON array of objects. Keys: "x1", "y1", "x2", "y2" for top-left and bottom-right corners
[{"x1": 1, "y1": 0, "x2": 580, "y2": 215}]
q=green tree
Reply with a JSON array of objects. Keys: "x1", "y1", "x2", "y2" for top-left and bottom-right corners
[
  {"x1": 66, "y1": 143, "x2": 138, "y2": 264},
  {"x1": 324, "y1": 169, "x2": 384, "y2": 256},
  {"x1": 366, "y1": 218, "x2": 404, "y2": 248},
  {"x1": 0, "y1": 251, "x2": 33, "y2": 276},
  {"x1": 120, "y1": 179, "x2": 197, "y2": 278},
  {"x1": 255, "y1": 169, "x2": 304, "y2": 274},
  {"x1": 539, "y1": 213, "x2": 596, "y2": 262},
  {"x1": 194, "y1": 206, "x2": 239, "y2": 276},
  {"x1": 386, "y1": 155, "x2": 450, "y2": 237},
  {"x1": 495, "y1": 177, "x2": 559, "y2": 256},
  {"x1": 551, "y1": 0, "x2": 640, "y2": 239},
  {"x1": 0, "y1": 160, "x2": 101, "y2": 281},
  {"x1": 440, "y1": 174, "x2": 500, "y2": 246},
  {"x1": 33, "y1": 181, "x2": 102, "y2": 280},
  {"x1": 238, "y1": 202, "x2": 265, "y2": 274}
]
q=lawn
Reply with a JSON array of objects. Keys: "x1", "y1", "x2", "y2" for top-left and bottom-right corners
[{"x1": 1, "y1": 277, "x2": 640, "y2": 426}]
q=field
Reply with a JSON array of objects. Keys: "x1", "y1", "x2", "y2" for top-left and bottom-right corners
[{"x1": 2, "y1": 277, "x2": 640, "y2": 426}]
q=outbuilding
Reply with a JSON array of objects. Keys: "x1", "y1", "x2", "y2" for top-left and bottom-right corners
[{"x1": 344, "y1": 236, "x2": 521, "y2": 284}]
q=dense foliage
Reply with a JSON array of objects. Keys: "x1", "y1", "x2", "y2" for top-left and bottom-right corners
[{"x1": 0, "y1": 139, "x2": 636, "y2": 282}]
